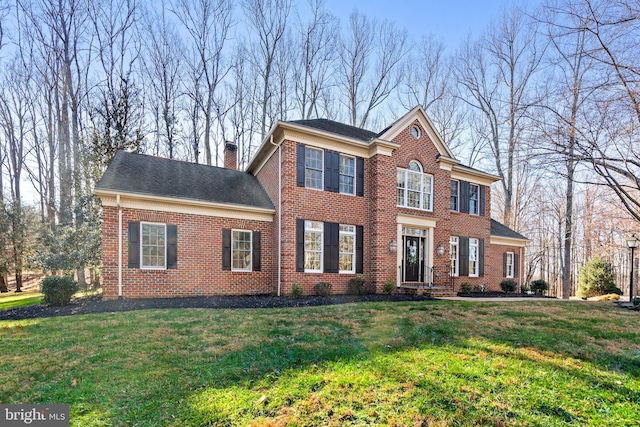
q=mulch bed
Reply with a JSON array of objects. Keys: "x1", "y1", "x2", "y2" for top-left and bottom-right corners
[
  {"x1": 456, "y1": 292, "x2": 554, "y2": 298},
  {"x1": 0, "y1": 294, "x2": 434, "y2": 321}
]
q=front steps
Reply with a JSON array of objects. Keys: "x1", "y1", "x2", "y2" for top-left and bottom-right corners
[{"x1": 398, "y1": 284, "x2": 456, "y2": 298}]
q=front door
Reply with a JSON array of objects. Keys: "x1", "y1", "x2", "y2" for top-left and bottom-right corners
[{"x1": 404, "y1": 236, "x2": 421, "y2": 282}]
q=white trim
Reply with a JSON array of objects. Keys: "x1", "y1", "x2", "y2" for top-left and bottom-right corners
[
  {"x1": 304, "y1": 146, "x2": 324, "y2": 190},
  {"x1": 304, "y1": 220, "x2": 323, "y2": 273},
  {"x1": 231, "y1": 229, "x2": 253, "y2": 272},
  {"x1": 490, "y1": 236, "x2": 529, "y2": 247},
  {"x1": 506, "y1": 252, "x2": 515, "y2": 279},
  {"x1": 469, "y1": 184, "x2": 480, "y2": 215},
  {"x1": 338, "y1": 224, "x2": 356, "y2": 274},
  {"x1": 450, "y1": 236, "x2": 459, "y2": 277},
  {"x1": 469, "y1": 238, "x2": 479, "y2": 277},
  {"x1": 450, "y1": 180, "x2": 460, "y2": 212},
  {"x1": 96, "y1": 191, "x2": 274, "y2": 222},
  {"x1": 396, "y1": 214, "x2": 437, "y2": 229},
  {"x1": 140, "y1": 222, "x2": 167, "y2": 270},
  {"x1": 339, "y1": 154, "x2": 356, "y2": 196},
  {"x1": 450, "y1": 167, "x2": 501, "y2": 186}
]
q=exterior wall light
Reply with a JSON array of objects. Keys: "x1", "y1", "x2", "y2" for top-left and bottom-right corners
[
  {"x1": 389, "y1": 241, "x2": 398, "y2": 253},
  {"x1": 436, "y1": 244, "x2": 445, "y2": 257}
]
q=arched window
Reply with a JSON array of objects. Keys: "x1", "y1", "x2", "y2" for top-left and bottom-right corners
[{"x1": 396, "y1": 160, "x2": 433, "y2": 211}]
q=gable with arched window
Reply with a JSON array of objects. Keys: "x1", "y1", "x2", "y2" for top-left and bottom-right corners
[{"x1": 396, "y1": 160, "x2": 433, "y2": 211}]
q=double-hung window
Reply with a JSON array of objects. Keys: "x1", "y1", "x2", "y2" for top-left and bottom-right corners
[
  {"x1": 141, "y1": 222, "x2": 166, "y2": 269},
  {"x1": 469, "y1": 238, "x2": 479, "y2": 277},
  {"x1": 232, "y1": 230, "x2": 252, "y2": 271},
  {"x1": 305, "y1": 147, "x2": 323, "y2": 190},
  {"x1": 469, "y1": 184, "x2": 479, "y2": 215},
  {"x1": 339, "y1": 155, "x2": 355, "y2": 195},
  {"x1": 339, "y1": 225, "x2": 356, "y2": 273},
  {"x1": 304, "y1": 220, "x2": 323, "y2": 272},
  {"x1": 450, "y1": 236, "x2": 459, "y2": 277},
  {"x1": 506, "y1": 252, "x2": 515, "y2": 278},
  {"x1": 451, "y1": 180, "x2": 459, "y2": 211},
  {"x1": 396, "y1": 161, "x2": 433, "y2": 211}
]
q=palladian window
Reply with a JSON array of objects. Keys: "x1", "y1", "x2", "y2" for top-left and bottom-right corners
[{"x1": 397, "y1": 160, "x2": 433, "y2": 211}]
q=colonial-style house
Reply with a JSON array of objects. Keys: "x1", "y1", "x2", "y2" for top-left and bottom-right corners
[{"x1": 95, "y1": 106, "x2": 528, "y2": 299}]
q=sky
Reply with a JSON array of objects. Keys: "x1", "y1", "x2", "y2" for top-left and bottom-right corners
[{"x1": 317, "y1": 0, "x2": 539, "y2": 49}]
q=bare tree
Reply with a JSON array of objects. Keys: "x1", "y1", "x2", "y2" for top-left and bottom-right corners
[
  {"x1": 339, "y1": 11, "x2": 409, "y2": 128},
  {"x1": 243, "y1": 0, "x2": 292, "y2": 139},
  {"x1": 292, "y1": 0, "x2": 339, "y2": 119},
  {"x1": 141, "y1": 0, "x2": 183, "y2": 159},
  {"x1": 88, "y1": 0, "x2": 143, "y2": 167},
  {"x1": 454, "y1": 6, "x2": 545, "y2": 228},
  {"x1": 173, "y1": 0, "x2": 233, "y2": 165},
  {"x1": 399, "y1": 34, "x2": 466, "y2": 147}
]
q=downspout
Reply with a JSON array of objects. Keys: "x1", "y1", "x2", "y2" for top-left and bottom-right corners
[
  {"x1": 269, "y1": 135, "x2": 283, "y2": 296},
  {"x1": 117, "y1": 194, "x2": 123, "y2": 300}
]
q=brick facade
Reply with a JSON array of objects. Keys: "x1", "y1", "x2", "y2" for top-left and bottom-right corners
[{"x1": 98, "y1": 107, "x2": 527, "y2": 299}]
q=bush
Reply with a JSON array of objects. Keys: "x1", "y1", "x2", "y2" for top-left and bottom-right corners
[
  {"x1": 500, "y1": 279, "x2": 517, "y2": 293},
  {"x1": 314, "y1": 282, "x2": 332, "y2": 297},
  {"x1": 41, "y1": 275, "x2": 78, "y2": 306},
  {"x1": 347, "y1": 276, "x2": 372, "y2": 295},
  {"x1": 633, "y1": 297, "x2": 640, "y2": 306},
  {"x1": 578, "y1": 257, "x2": 622, "y2": 298},
  {"x1": 459, "y1": 282, "x2": 472, "y2": 293},
  {"x1": 290, "y1": 283, "x2": 303, "y2": 299},
  {"x1": 472, "y1": 284, "x2": 485, "y2": 293},
  {"x1": 530, "y1": 279, "x2": 548, "y2": 295},
  {"x1": 520, "y1": 284, "x2": 530, "y2": 294},
  {"x1": 382, "y1": 280, "x2": 395, "y2": 295}
]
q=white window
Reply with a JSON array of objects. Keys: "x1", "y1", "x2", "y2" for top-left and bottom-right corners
[
  {"x1": 451, "y1": 180, "x2": 459, "y2": 212},
  {"x1": 339, "y1": 225, "x2": 355, "y2": 273},
  {"x1": 506, "y1": 252, "x2": 515, "y2": 278},
  {"x1": 141, "y1": 222, "x2": 166, "y2": 269},
  {"x1": 450, "y1": 236, "x2": 459, "y2": 277},
  {"x1": 469, "y1": 238, "x2": 479, "y2": 277},
  {"x1": 470, "y1": 184, "x2": 479, "y2": 215},
  {"x1": 232, "y1": 230, "x2": 252, "y2": 271},
  {"x1": 396, "y1": 161, "x2": 433, "y2": 211},
  {"x1": 305, "y1": 147, "x2": 323, "y2": 190},
  {"x1": 339, "y1": 155, "x2": 355, "y2": 195},
  {"x1": 304, "y1": 220, "x2": 323, "y2": 272}
]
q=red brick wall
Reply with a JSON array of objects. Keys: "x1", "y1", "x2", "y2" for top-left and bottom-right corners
[{"x1": 101, "y1": 206, "x2": 275, "y2": 300}]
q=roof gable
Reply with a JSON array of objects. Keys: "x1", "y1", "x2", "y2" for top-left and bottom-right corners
[
  {"x1": 95, "y1": 151, "x2": 274, "y2": 210},
  {"x1": 377, "y1": 105, "x2": 456, "y2": 159},
  {"x1": 490, "y1": 219, "x2": 529, "y2": 241}
]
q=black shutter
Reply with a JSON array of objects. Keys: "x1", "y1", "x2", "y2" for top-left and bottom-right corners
[
  {"x1": 128, "y1": 221, "x2": 140, "y2": 268},
  {"x1": 514, "y1": 253, "x2": 519, "y2": 278},
  {"x1": 222, "y1": 229, "x2": 231, "y2": 270},
  {"x1": 479, "y1": 238, "x2": 485, "y2": 277},
  {"x1": 324, "y1": 151, "x2": 339, "y2": 192},
  {"x1": 324, "y1": 222, "x2": 339, "y2": 273},
  {"x1": 167, "y1": 225, "x2": 177, "y2": 269},
  {"x1": 459, "y1": 236, "x2": 469, "y2": 276},
  {"x1": 297, "y1": 144, "x2": 306, "y2": 187},
  {"x1": 460, "y1": 181, "x2": 470, "y2": 214},
  {"x1": 479, "y1": 186, "x2": 486, "y2": 216},
  {"x1": 356, "y1": 157, "x2": 364, "y2": 196},
  {"x1": 356, "y1": 226, "x2": 364, "y2": 274},
  {"x1": 296, "y1": 219, "x2": 305, "y2": 272},
  {"x1": 503, "y1": 253, "x2": 508, "y2": 277},
  {"x1": 252, "y1": 231, "x2": 261, "y2": 271}
]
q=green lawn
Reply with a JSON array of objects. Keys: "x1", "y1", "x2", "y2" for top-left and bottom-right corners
[
  {"x1": 1, "y1": 300, "x2": 638, "y2": 426},
  {"x1": 0, "y1": 291, "x2": 42, "y2": 311}
]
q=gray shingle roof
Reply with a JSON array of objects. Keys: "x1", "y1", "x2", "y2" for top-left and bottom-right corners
[
  {"x1": 95, "y1": 151, "x2": 274, "y2": 210},
  {"x1": 490, "y1": 219, "x2": 528, "y2": 240},
  {"x1": 287, "y1": 119, "x2": 379, "y2": 142}
]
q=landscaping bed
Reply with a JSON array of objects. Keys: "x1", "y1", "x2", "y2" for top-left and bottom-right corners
[
  {"x1": 0, "y1": 293, "x2": 432, "y2": 321},
  {"x1": 457, "y1": 292, "x2": 553, "y2": 298}
]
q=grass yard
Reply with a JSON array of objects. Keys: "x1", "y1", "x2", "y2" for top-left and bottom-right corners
[
  {"x1": 1, "y1": 300, "x2": 639, "y2": 426},
  {"x1": 0, "y1": 291, "x2": 42, "y2": 311}
]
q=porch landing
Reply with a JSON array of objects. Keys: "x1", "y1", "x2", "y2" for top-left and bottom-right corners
[{"x1": 398, "y1": 283, "x2": 457, "y2": 298}]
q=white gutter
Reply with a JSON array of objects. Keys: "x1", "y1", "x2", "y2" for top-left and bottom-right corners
[
  {"x1": 117, "y1": 194, "x2": 123, "y2": 299},
  {"x1": 269, "y1": 135, "x2": 283, "y2": 296}
]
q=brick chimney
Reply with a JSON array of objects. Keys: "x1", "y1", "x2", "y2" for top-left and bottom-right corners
[{"x1": 224, "y1": 141, "x2": 237, "y2": 170}]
